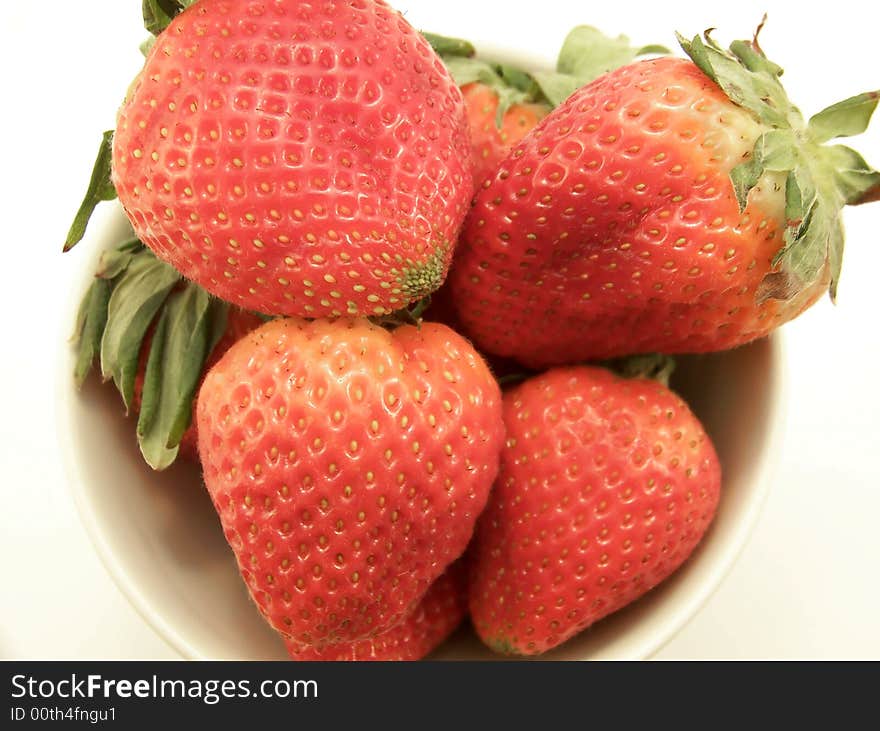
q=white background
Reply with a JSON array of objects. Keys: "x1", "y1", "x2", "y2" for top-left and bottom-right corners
[{"x1": 1, "y1": 0, "x2": 878, "y2": 659}]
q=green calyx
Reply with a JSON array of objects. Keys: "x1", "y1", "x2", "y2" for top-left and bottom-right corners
[
  {"x1": 426, "y1": 27, "x2": 668, "y2": 126},
  {"x1": 64, "y1": 131, "x2": 117, "y2": 252},
  {"x1": 678, "y1": 23, "x2": 880, "y2": 302},
  {"x1": 533, "y1": 26, "x2": 668, "y2": 108},
  {"x1": 73, "y1": 238, "x2": 230, "y2": 470},
  {"x1": 142, "y1": 0, "x2": 196, "y2": 36},
  {"x1": 426, "y1": 31, "x2": 545, "y2": 127}
]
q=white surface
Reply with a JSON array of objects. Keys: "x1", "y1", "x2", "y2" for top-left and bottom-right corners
[{"x1": 1, "y1": 0, "x2": 878, "y2": 660}]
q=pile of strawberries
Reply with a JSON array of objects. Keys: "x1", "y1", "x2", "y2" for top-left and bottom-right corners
[{"x1": 67, "y1": 0, "x2": 878, "y2": 659}]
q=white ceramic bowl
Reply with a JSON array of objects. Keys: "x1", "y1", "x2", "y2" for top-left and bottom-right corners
[{"x1": 59, "y1": 203, "x2": 784, "y2": 660}]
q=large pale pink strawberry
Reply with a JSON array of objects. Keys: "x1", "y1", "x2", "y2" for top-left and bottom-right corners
[
  {"x1": 469, "y1": 364, "x2": 721, "y2": 655},
  {"x1": 111, "y1": 0, "x2": 472, "y2": 318},
  {"x1": 286, "y1": 559, "x2": 467, "y2": 661},
  {"x1": 449, "y1": 30, "x2": 879, "y2": 367},
  {"x1": 196, "y1": 317, "x2": 503, "y2": 650}
]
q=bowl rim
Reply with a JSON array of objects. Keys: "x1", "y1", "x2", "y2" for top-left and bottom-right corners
[
  {"x1": 57, "y1": 220, "x2": 787, "y2": 660},
  {"x1": 639, "y1": 335, "x2": 786, "y2": 658}
]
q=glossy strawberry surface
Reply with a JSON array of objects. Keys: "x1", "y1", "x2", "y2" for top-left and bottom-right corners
[
  {"x1": 113, "y1": 0, "x2": 472, "y2": 318},
  {"x1": 196, "y1": 317, "x2": 503, "y2": 649},
  {"x1": 450, "y1": 57, "x2": 827, "y2": 367},
  {"x1": 287, "y1": 559, "x2": 466, "y2": 660},
  {"x1": 469, "y1": 366, "x2": 721, "y2": 655}
]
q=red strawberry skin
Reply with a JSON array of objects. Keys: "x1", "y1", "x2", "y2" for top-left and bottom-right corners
[
  {"x1": 287, "y1": 559, "x2": 467, "y2": 661},
  {"x1": 196, "y1": 317, "x2": 503, "y2": 650},
  {"x1": 469, "y1": 366, "x2": 721, "y2": 655},
  {"x1": 421, "y1": 282, "x2": 526, "y2": 385},
  {"x1": 132, "y1": 307, "x2": 263, "y2": 459},
  {"x1": 461, "y1": 82, "x2": 548, "y2": 186},
  {"x1": 112, "y1": 0, "x2": 472, "y2": 318},
  {"x1": 449, "y1": 57, "x2": 827, "y2": 368}
]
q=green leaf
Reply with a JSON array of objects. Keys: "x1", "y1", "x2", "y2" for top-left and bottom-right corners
[
  {"x1": 729, "y1": 154, "x2": 765, "y2": 212},
  {"x1": 442, "y1": 56, "x2": 535, "y2": 126},
  {"x1": 497, "y1": 64, "x2": 539, "y2": 95},
  {"x1": 759, "y1": 169, "x2": 825, "y2": 303},
  {"x1": 535, "y1": 26, "x2": 667, "y2": 107},
  {"x1": 96, "y1": 238, "x2": 143, "y2": 279},
  {"x1": 678, "y1": 24, "x2": 879, "y2": 306},
  {"x1": 729, "y1": 129, "x2": 799, "y2": 211},
  {"x1": 822, "y1": 144, "x2": 880, "y2": 205},
  {"x1": 729, "y1": 39, "x2": 783, "y2": 77},
  {"x1": 770, "y1": 193, "x2": 843, "y2": 304},
  {"x1": 808, "y1": 91, "x2": 880, "y2": 144},
  {"x1": 142, "y1": 0, "x2": 196, "y2": 36},
  {"x1": 72, "y1": 278, "x2": 112, "y2": 388},
  {"x1": 206, "y1": 299, "x2": 230, "y2": 359},
  {"x1": 63, "y1": 131, "x2": 117, "y2": 252},
  {"x1": 422, "y1": 31, "x2": 475, "y2": 59},
  {"x1": 530, "y1": 71, "x2": 583, "y2": 108},
  {"x1": 557, "y1": 26, "x2": 667, "y2": 83},
  {"x1": 677, "y1": 32, "x2": 796, "y2": 129},
  {"x1": 676, "y1": 33, "x2": 716, "y2": 83},
  {"x1": 140, "y1": 36, "x2": 157, "y2": 57},
  {"x1": 442, "y1": 56, "x2": 498, "y2": 89},
  {"x1": 137, "y1": 283, "x2": 218, "y2": 470},
  {"x1": 783, "y1": 167, "x2": 819, "y2": 247},
  {"x1": 759, "y1": 130, "x2": 800, "y2": 172},
  {"x1": 100, "y1": 250, "x2": 181, "y2": 411},
  {"x1": 136, "y1": 306, "x2": 170, "y2": 437},
  {"x1": 638, "y1": 44, "x2": 672, "y2": 57},
  {"x1": 143, "y1": 0, "x2": 174, "y2": 35}
]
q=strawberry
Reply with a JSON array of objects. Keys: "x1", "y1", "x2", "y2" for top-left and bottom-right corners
[
  {"x1": 427, "y1": 27, "x2": 667, "y2": 188},
  {"x1": 461, "y1": 83, "x2": 549, "y2": 186},
  {"x1": 469, "y1": 362, "x2": 721, "y2": 655},
  {"x1": 107, "y1": 0, "x2": 472, "y2": 319},
  {"x1": 419, "y1": 282, "x2": 528, "y2": 385},
  {"x1": 286, "y1": 559, "x2": 466, "y2": 661},
  {"x1": 131, "y1": 306, "x2": 263, "y2": 459},
  {"x1": 195, "y1": 317, "x2": 504, "y2": 650},
  {"x1": 448, "y1": 27, "x2": 880, "y2": 368}
]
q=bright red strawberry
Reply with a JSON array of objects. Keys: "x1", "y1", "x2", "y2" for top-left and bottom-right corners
[
  {"x1": 196, "y1": 317, "x2": 503, "y2": 650},
  {"x1": 286, "y1": 559, "x2": 467, "y2": 661},
  {"x1": 469, "y1": 364, "x2": 721, "y2": 655},
  {"x1": 132, "y1": 307, "x2": 263, "y2": 459},
  {"x1": 461, "y1": 83, "x2": 548, "y2": 186},
  {"x1": 449, "y1": 31, "x2": 880, "y2": 367},
  {"x1": 111, "y1": 0, "x2": 472, "y2": 319}
]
